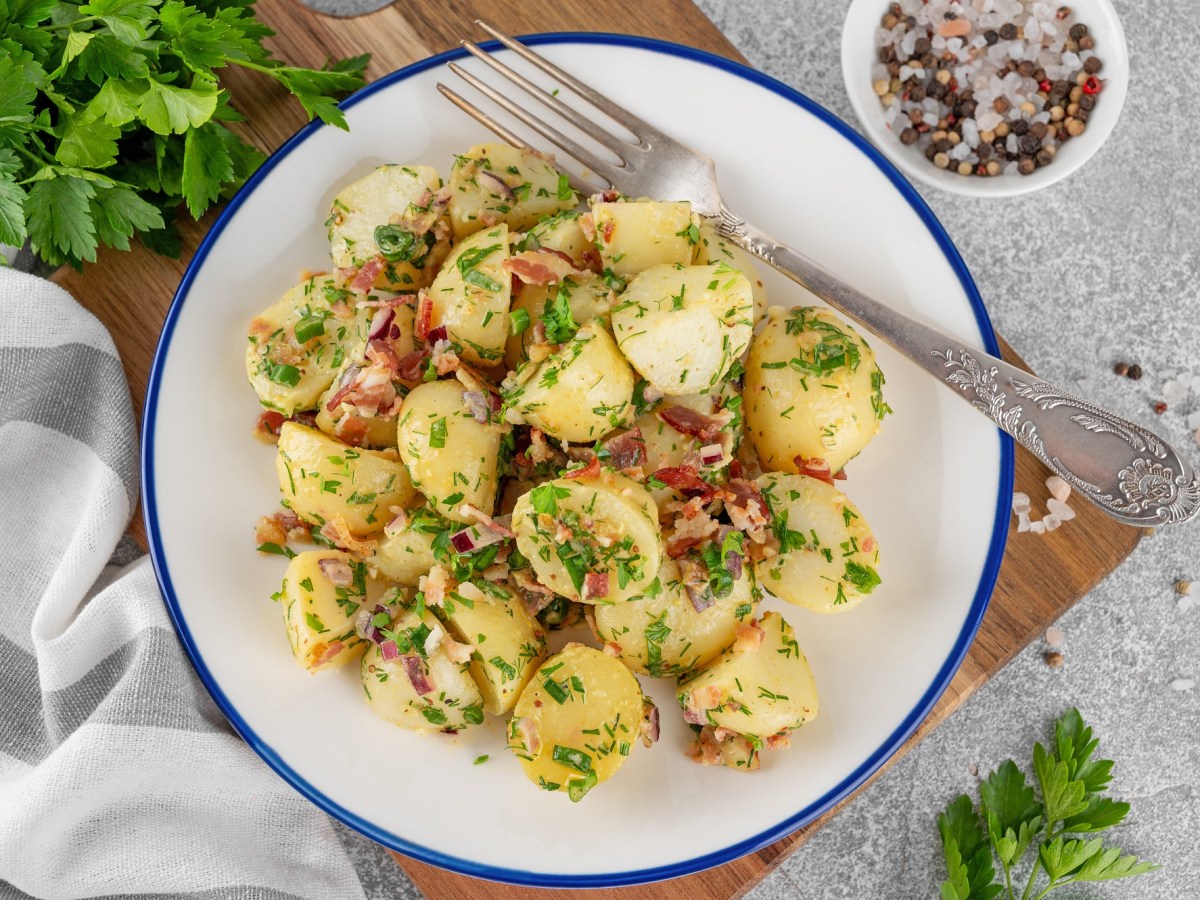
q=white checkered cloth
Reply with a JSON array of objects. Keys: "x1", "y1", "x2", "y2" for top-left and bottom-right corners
[{"x1": 0, "y1": 269, "x2": 418, "y2": 900}]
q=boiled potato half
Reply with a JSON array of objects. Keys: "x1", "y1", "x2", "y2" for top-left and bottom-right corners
[
  {"x1": 246, "y1": 275, "x2": 372, "y2": 416},
  {"x1": 503, "y1": 274, "x2": 614, "y2": 371},
  {"x1": 591, "y1": 200, "x2": 693, "y2": 277},
  {"x1": 276, "y1": 422, "x2": 416, "y2": 537},
  {"x1": 508, "y1": 643, "x2": 644, "y2": 800},
  {"x1": 512, "y1": 470, "x2": 661, "y2": 605},
  {"x1": 396, "y1": 380, "x2": 503, "y2": 523},
  {"x1": 369, "y1": 503, "x2": 443, "y2": 586},
  {"x1": 754, "y1": 472, "x2": 881, "y2": 613},
  {"x1": 314, "y1": 303, "x2": 419, "y2": 449},
  {"x1": 279, "y1": 550, "x2": 393, "y2": 672},
  {"x1": 677, "y1": 611, "x2": 818, "y2": 743},
  {"x1": 502, "y1": 322, "x2": 634, "y2": 443},
  {"x1": 636, "y1": 382, "x2": 742, "y2": 507},
  {"x1": 448, "y1": 143, "x2": 578, "y2": 238},
  {"x1": 744, "y1": 306, "x2": 888, "y2": 474},
  {"x1": 426, "y1": 224, "x2": 511, "y2": 365},
  {"x1": 361, "y1": 605, "x2": 485, "y2": 734},
  {"x1": 438, "y1": 580, "x2": 547, "y2": 716},
  {"x1": 328, "y1": 164, "x2": 450, "y2": 291},
  {"x1": 611, "y1": 263, "x2": 753, "y2": 396},
  {"x1": 519, "y1": 210, "x2": 592, "y2": 266},
  {"x1": 594, "y1": 554, "x2": 757, "y2": 677}
]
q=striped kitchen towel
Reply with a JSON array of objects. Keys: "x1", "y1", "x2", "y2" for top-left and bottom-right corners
[{"x1": 0, "y1": 269, "x2": 418, "y2": 900}]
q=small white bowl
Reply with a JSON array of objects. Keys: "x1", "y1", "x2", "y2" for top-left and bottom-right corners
[{"x1": 841, "y1": 0, "x2": 1129, "y2": 197}]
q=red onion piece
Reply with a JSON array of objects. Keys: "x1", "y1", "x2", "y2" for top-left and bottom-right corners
[
  {"x1": 642, "y1": 704, "x2": 660, "y2": 744},
  {"x1": 317, "y1": 558, "x2": 354, "y2": 587},
  {"x1": 324, "y1": 365, "x2": 362, "y2": 412},
  {"x1": 477, "y1": 169, "x2": 516, "y2": 203},
  {"x1": 562, "y1": 457, "x2": 602, "y2": 480},
  {"x1": 699, "y1": 443, "x2": 725, "y2": 466},
  {"x1": 682, "y1": 706, "x2": 707, "y2": 726},
  {"x1": 349, "y1": 257, "x2": 384, "y2": 294},
  {"x1": 462, "y1": 390, "x2": 490, "y2": 424},
  {"x1": 367, "y1": 307, "x2": 395, "y2": 342},
  {"x1": 380, "y1": 639, "x2": 400, "y2": 662},
  {"x1": 793, "y1": 455, "x2": 835, "y2": 486},
  {"x1": 726, "y1": 550, "x2": 744, "y2": 581},
  {"x1": 426, "y1": 325, "x2": 448, "y2": 344},
  {"x1": 449, "y1": 525, "x2": 506, "y2": 555},
  {"x1": 400, "y1": 654, "x2": 435, "y2": 695}
]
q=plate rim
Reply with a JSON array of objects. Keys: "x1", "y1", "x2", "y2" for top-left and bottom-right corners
[{"x1": 142, "y1": 32, "x2": 1015, "y2": 888}]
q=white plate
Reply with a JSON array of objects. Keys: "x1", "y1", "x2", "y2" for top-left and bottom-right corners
[{"x1": 144, "y1": 35, "x2": 1013, "y2": 887}]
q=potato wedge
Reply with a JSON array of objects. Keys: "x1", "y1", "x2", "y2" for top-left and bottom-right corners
[
  {"x1": 246, "y1": 275, "x2": 372, "y2": 416},
  {"x1": 611, "y1": 263, "x2": 753, "y2": 396},
  {"x1": 361, "y1": 606, "x2": 485, "y2": 734},
  {"x1": 754, "y1": 472, "x2": 881, "y2": 613},
  {"x1": 426, "y1": 223, "x2": 512, "y2": 365},
  {"x1": 447, "y1": 143, "x2": 578, "y2": 239},
  {"x1": 508, "y1": 643, "x2": 644, "y2": 800},
  {"x1": 591, "y1": 200, "x2": 693, "y2": 277},
  {"x1": 744, "y1": 306, "x2": 887, "y2": 474},
  {"x1": 276, "y1": 422, "x2": 415, "y2": 537}
]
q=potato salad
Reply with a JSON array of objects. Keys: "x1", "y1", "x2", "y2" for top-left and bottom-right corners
[{"x1": 246, "y1": 144, "x2": 890, "y2": 802}]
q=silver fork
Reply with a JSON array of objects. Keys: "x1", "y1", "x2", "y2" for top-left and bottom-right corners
[{"x1": 438, "y1": 21, "x2": 1199, "y2": 527}]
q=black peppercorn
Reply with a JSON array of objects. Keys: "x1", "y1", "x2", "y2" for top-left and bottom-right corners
[
  {"x1": 1083, "y1": 56, "x2": 1102, "y2": 74},
  {"x1": 914, "y1": 36, "x2": 931, "y2": 55},
  {"x1": 999, "y1": 22, "x2": 1018, "y2": 40},
  {"x1": 1069, "y1": 22, "x2": 1088, "y2": 41},
  {"x1": 1018, "y1": 157, "x2": 1036, "y2": 175},
  {"x1": 977, "y1": 142, "x2": 993, "y2": 159},
  {"x1": 1079, "y1": 93, "x2": 1095, "y2": 111},
  {"x1": 1019, "y1": 133, "x2": 1040, "y2": 154},
  {"x1": 1011, "y1": 119, "x2": 1029, "y2": 136},
  {"x1": 1017, "y1": 60, "x2": 1035, "y2": 77},
  {"x1": 984, "y1": 29, "x2": 999, "y2": 45},
  {"x1": 879, "y1": 45, "x2": 896, "y2": 63},
  {"x1": 900, "y1": 128, "x2": 919, "y2": 145},
  {"x1": 1030, "y1": 121, "x2": 1049, "y2": 138},
  {"x1": 910, "y1": 84, "x2": 926, "y2": 102},
  {"x1": 1128, "y1": 364, "x2": 1143, "y2": 380},
  {"x1": 1036, "y1": 148, "x2": 1054, "y2": 166}
]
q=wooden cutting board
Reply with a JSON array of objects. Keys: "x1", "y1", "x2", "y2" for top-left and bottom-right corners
[{"x1": 51, "y1": 0, "x2": 1143, "y2": 895}]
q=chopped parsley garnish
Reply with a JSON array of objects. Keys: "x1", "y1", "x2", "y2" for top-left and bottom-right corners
[
  {"x1": 429, "y1": 417, "x2": 447, "y2": 449},
  {"x1": 267, "y1": 363, "x2": 301, "y2": 387},
  {"x1": 294, "y1": 316, "x2": 325, "y2": 343},
  {"x1": 844, "y1": 560, "x2": 882, "y2": 594},
  {"x1": 456, "y1": 243, "x2": 504, "y2": 292},
  {"x1": 374, "y1": 224, "x2": 434, "y2": 265},
  {"x1": 541, "y1": 283, "x2": 579, "y2": 344},
  {"x1": 552, "y1": 745, "x2": 592, "y2": 774},
  {"x1": 510, "y1": 307, "x2": 531, "y2": 335}
]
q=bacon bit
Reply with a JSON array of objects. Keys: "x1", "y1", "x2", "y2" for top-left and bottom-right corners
[
  {"x1": 862, "y1": 535, "x2": 878, "y2": 553},
  {"x1": 324, "y1": 365, "x2": 362, "y2": 412},
  {"x1": 255, "y1": 411, "x2": 286, "y2": 442},
  {"x1": 602, "y1": 641, "x2": 622, "y2": 658},
  {"x1": 334, "y1": 415, "x2": 369, "y2": 447},
  {"x1": 349, "y1": 257, "x2": 385, "y2": 295},
  {"x1": 513, "y1": 569, "x2": 555, "y2": 615},
  {"x1": 793, "y1": 455, "x2": 835, "y2": 486},
  {"x1": 317, "y1": 557, "x2": 355, "y2": 587},
  {"x1": 602, "y1": 428, "x2": 646, "y2": 469},
  {"x1": 414, "y1": 290, "x2": 434, "y2": 341},
  {"x1": 579, "y1": 212, "x2": 596, "y2": 242},
  {"x1": 720, "y1": 479, "x2": 770, "y2": 544},
  {"x1": 255, "y1": 516, "x2": 288, "y2": 548},
  {"x1": 431, "y1": 340, "x2": 461, "y2": 375},
  {"x1": 319, "y1": 518, "x2": 377, "y2": 556},
  {"x1": 600, "y1": 219, "x2": 615, "y2": 243},
  {"x1": 666, "y1": 535, "x2": 704, "y2": 559},
  {"x1": 579, "y1": 246, "x2": 603, "y2": 273},
  {"x1": 514, "y1": 717, "x2": 541, "y2": 755},
  {"x1": 563, "y1": 457, "x2": 602, "y2": 480},
  {"x1": 833, "y1": 469, "x2": 847, "y2": 481},
  {"x1": 682, "y1": 706, "x2": 708, "y2": 726},
  {"x1": 400, "y1": 655, "x2": 436, "y2": 696},
  {"x1": 694, "y1": 684, "x2": 724, "y2": 711},
  {"x1": 639, "y1": 701, "x2": 660, "y2": 747},
  {"x1": 766, "y1": 732, "x2": 792, "y2": 751},
  {"x1": 503, "y1": 249, "x2": 580, "y2": 286},
  {"x1": 528, "y1": 428, "x2": 555, "y2": 465},
  {"x1": 365, "y1": 339, "x2": 400, "y2": 373},
  {"x1": 679, "y1": 496, "x2": 707, "y2": 521},
  {"x1": 659, "y1": 406, "x2": 722, "y2": 443},
  {"x1": 733, "y1": 621, "x2": 765, "y2": 653},
  {"x1": 583, "y1": 571, "x2": 610, "y2": 601},
  {"x1": 310, "y1": 641, "x2": 345, "y2": 668},
  {"x1": 460, "y1": 504, "x2": 517, "y2": 539},
  {"x1": 687, "y1": 727, "x2": 725, "y2": 766},
  {"x1": 396, "y1": 350, "x2": 429, "y2": 383},
  {"x1": 248, "y1": 316, "x2": 274, "y2": 338},
  {"x1": 652, "y1": 465, "x2": 717, "y2": 502},
  {"x1": 442, "y1": 635, "x2": 474, "y2": 665},
  {"x1": 419, "y1": 565, "x2": 453, "y2": 607},
  {"x1": 334, "y1": 266, "x2": 357, "y2": 285}
]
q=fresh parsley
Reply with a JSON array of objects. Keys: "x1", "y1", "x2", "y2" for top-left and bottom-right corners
[
  {"x1": 0, "y1": 0, "x2": 369, "y2": 268},
  {"x1": 938, "y1": 709, "x2": 1157, "y2": 900}
]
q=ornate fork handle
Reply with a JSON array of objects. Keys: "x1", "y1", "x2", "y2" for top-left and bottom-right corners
[{"x1": 717, "y1": 205, "x2": 1200, "y2": 527}]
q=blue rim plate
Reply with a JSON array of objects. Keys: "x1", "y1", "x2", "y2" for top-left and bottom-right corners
[{"x1": 143, "y1": 33, "x2": 1013, "y2": 888}]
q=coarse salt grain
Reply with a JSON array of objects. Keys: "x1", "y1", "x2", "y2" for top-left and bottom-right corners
[
  {"x1": 1046, "y1": 475, "x2": 1071, "y2": 502},
  {"x1": 1046, "y1": 498, "x2": 1076, "y2": 521},
  {"x1": 1171, "y1": 678, "x2": 1195, "y2": 692},
  {"x1": 1045, "y1": 625, "x2": 1065, "y2": 647},
  {"x1": 1043, "y1": 514, "x2": 1061, "y2": 531},
  {"x1": 1185, "y1": 410, "x2": 1200, "y2": 430},
  {"x1": 1029, "y1": 520, "x2": 1046, "y2": 534},
  {"x1": 1012, "y1": 491, "x2": 1031, "y2": 514},
  {"x1": 1162, "y1": 380, "x2": 1189, "y2": 406}
]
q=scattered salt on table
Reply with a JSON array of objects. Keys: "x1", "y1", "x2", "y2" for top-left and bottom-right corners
[
  {"x1": 1186, "y1": 410, "x2": 1200, "y2": 430},
  {"x1": 1046, "y1": 475, "x2": 1071, "y2": 502},
  {"x1": 1047, "y1": 498, "x2": 1075, "y2": 521},
  {"x1": 1161, "y1": 379, "x2": 1189, "y2": 406}
]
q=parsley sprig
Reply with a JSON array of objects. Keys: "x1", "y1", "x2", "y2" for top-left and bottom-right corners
[
  {"x1": 0, "y1": 0, "x2": 369, "y2": 268},
  {"x1": 939, "y1": 709, "x2": 1156, "y2": 900}
]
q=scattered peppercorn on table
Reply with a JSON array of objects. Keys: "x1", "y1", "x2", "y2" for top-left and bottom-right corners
[{"x1": 50, "y1": 0, "x2": 1147, "y2": 896}]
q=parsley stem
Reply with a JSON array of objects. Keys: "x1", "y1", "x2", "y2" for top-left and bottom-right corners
[
  {"x1": 227, "y1": 59, "x2": 279, "y2": 75},
  {"x1": 43, "y1": 16, "x2": 98, "y2": 31},
  {"x1": 1019, "y1": 859, "x2": 1043, "y2": 900}
]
